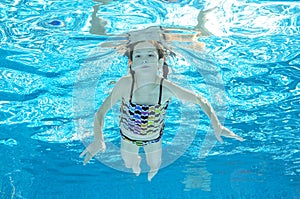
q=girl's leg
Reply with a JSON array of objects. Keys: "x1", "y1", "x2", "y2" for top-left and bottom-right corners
[
  {"x1": 144, "y1": 140, "x2": 162, "y2": 181},
  {"x1": 121, "y1": 139, "x2": 141, "y2": 176}
]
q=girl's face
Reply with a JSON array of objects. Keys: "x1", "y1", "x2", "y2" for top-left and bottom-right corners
[{"x1": 131, "y1": 41, "x2": 162, "y2": 72}]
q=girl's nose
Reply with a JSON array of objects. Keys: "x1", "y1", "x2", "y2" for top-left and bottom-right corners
[{"x1": 142, "y1": 60, "x2": 147, "y2": 64}]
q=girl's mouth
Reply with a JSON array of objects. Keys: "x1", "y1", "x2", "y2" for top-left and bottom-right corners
[{"x1": 137, "y1": 65, "x2": 150, "y2": 69}]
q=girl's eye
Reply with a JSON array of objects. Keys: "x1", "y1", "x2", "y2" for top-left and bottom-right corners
[
  {"x1": 135, "y1": 55, "x2": 141, "y2": 58},
  {"x1": 148, "y1": 54, "x2": 154, "y2": 57}
]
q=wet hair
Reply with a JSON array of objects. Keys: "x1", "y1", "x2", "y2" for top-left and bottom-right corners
[{"x1": 124, "y1": 40, "x2": 170, "y2": 79}]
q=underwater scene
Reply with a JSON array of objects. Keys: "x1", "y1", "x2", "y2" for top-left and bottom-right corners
[{"x1": 0, "y1": 0, "x2": 299, "y2": 198}]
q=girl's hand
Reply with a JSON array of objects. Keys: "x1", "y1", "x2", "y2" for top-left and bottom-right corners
[
  {"x1": 80, "y1": 141, "x2": 106, "y2": 165},
  {"x1": 214, "y1": 124, "x2": 245, "y2": 143}
]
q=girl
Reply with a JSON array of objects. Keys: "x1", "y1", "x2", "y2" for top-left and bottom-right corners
[{"x1": 80, "y1": 40, "x2": 244, "y2": 181}]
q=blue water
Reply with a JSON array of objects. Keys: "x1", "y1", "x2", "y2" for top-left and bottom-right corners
[{"x1": 1, "y1": 0, "x2": 300, "y2": 198}]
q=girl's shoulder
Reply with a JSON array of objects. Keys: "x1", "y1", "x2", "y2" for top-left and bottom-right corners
[
  {"x1": 117, "y1": 75, "x2": 132, "y2": 86},
  {"x1": 161, "y1": 78, "x2": 175, "y2": 99},
  {"x1": 162, "y1": 78, "x2": 176, "y2": 89},
  {"x1": 110, "y1": 75, "x2": 132, "y2": 99},
  {"x1": 113, "y1": 75, "x2": 132, "y2": 92}
]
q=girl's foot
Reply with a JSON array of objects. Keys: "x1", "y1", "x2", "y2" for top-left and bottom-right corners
[{"x1": 148, "y1": 170, "x2": 158, "y2": 181}]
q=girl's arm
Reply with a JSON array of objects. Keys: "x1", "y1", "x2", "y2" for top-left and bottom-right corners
[
  {"x1": 93, "y1": 77, "x2": 127, "y2": 142},
  {"x1": 164, "y1": 80, "x2": 244, "y2": 142},
  {"x1": 80, "y1": 77, "x2": 128, "y2": 164}
]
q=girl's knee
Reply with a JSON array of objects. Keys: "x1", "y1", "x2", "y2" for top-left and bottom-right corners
[
  {"x1": 123, "y1": 158, "x2": 132, "y2": 168},
  {"x1": 147, "y1": 156, "x2": 162, "y2": 169},
  {"x1": 121, "y1": 150, "x2": 140, "y2": 168}
]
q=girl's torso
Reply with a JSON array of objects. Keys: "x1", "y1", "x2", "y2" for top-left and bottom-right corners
[{"x1": 119, "y1": 75, "x2": 170, "y2": 140}]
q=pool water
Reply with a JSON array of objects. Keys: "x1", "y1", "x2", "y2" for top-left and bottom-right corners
[{"x1": 1, "y1": 0, "x2": 299, "y2": 198}]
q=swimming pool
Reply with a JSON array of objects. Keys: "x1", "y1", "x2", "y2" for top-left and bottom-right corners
[{"x1": 1, "y1": 0, "x2": 299, "y2": 198}]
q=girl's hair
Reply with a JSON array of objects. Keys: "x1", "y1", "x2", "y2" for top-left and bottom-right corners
[{"x1": 124, "y1": 40, "x2": 170, "y2": 79}]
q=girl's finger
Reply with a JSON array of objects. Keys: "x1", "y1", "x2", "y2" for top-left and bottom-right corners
[{"x1": 79, "y1": 149, "x2": 87, "y2": 158}]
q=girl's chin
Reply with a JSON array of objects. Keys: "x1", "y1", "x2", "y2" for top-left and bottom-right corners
[{"x1": 134, "y1": 67, "x2": 155, "y2": 72}]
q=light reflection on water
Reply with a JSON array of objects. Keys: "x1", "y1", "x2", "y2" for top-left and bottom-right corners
[{"x1": 0, "y1": 0, "x2": 299, "y2": 198}]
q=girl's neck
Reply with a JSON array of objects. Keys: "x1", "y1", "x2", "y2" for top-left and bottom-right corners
[{"x1": 134, "y1": 72, "x2": 160, "y2": 89}]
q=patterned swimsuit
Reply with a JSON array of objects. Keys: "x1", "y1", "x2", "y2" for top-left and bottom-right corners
[{"x1": 120, "y1": 77, "x2": 169, "y2": 146}]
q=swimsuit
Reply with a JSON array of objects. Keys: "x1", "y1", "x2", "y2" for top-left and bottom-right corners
[
  {"x1": 119, "y1": 76, "x2": 169, "y2": 146},
  {"x1": 120, "y1": 130, "x2": 163, "y2": 147}
]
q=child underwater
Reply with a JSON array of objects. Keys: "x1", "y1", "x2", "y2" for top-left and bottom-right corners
[{"x1": 80, "y1": 28, "x2": 244, "y2": 180}]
